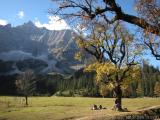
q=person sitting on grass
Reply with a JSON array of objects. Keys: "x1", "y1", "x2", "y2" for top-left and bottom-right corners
[
  {"x1": 99, "y1": 105, "x2": 102, "y2": 110},
  {"x1": 113, "y1": 99, "x2": 119, "y2": 111},
  {"x1": 91, "y1": 104, "x2": 98, "y2": 110}
]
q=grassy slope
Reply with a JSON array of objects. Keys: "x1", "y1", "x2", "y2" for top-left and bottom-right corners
[{"x1": 0, "y1": 97, "x2": 160, "y2": 120}]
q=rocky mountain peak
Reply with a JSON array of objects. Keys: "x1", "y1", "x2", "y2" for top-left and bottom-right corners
[
  {"x1": 22, "y1": 21, "x2": 35, "y2": 27},
  {"x1": 0, "y1": 21, "x2": 83, "y2": 75}
]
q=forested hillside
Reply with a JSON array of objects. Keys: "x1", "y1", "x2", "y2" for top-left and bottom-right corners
[
  {"x1": 55, "y1": 61, "x2": 160, "y2": 98},
  {"x1": 0, "y1": 61, "x2": 160, "y2": 97}
]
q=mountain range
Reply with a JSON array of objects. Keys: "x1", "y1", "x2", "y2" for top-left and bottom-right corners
[{"x1": 0, "y1": 21, "x2": 84, "y2": 75}]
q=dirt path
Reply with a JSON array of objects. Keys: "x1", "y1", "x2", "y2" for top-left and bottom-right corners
[{"x1": 75, "y1": 105, "x2": 160, "y2": 120}]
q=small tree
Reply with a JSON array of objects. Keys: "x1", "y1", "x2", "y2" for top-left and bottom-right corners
[
  {"x1": 15, "y1": 69, "x2": 36, "y2": 106},
  {"x1": 154, "y1": 82, "x2": 160, "y2": 97}
]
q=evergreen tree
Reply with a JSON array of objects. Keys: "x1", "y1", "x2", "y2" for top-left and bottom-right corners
[
  {"x1": 154, "y1": 82, "x2": 160, "y2": 97},
  {"x1": 136, "y1": 82, "x2": 144, "y2": 97}
]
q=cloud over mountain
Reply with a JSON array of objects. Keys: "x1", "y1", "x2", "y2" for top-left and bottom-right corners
[
  {"x1": 0, "y1": 19, "x2": 8, "y2": 25},
  {"x1": 34, "y1": 15, "x2": 70, "y2": 30},
  {"x1": 0, "y1": 21, "x2": 82, "y2": 75}
]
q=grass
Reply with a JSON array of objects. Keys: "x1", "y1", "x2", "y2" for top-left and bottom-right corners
[{"x1": 0, "y1": 96, "x2": 160, "y2": 120}]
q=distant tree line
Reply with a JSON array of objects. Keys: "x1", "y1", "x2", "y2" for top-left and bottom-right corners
[
  {"x1": 0, "y1": 61, "x2": 160, "y2": 98},
  {"x1": 0, "y1": 73, "x2": 58, "y2": 96},
  {"x1": 55, "y1": 61, "x2": 160, "y2": 98},
  {"x1": 55, "y1": 69, "x2": 100, "y2": 97}
]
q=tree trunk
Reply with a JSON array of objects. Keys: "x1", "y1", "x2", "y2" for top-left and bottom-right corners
[
  {"x1": 114, "y1": 84, "x2": 123, "y2": 111},
  {"x1": 25, "y1": 95, "x2": 28, "y2": 106}
]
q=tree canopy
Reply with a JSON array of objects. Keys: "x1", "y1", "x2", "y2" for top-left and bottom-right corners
[
  {"x1": 51, "y1": 0, "x2": 160, "y2": 61},
  {"x1": 51, "y1": 0, "x2": 160, "y2": 111},
  {"x1": 51, "y1": 0, "x2": 160, "y2": 35}
]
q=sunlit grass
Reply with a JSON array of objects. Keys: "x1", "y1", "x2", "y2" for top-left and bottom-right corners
[{"x1": 0, "y1": 96, "x2": 160, "y2": 120}]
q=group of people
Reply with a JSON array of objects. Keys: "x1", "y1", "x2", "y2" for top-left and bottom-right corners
[
  {"x1": 91, "y1": 104, "x2": 104, "y2": 110},
  {"x1": 91, "y1": 99, "x2": 129, "y2": 112},
  {"x1": 91, "y1": 99, "x2": 120, "y2": 111}
]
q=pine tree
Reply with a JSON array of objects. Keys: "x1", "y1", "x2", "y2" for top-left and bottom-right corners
[
  {"x1": 154, "y1": 82, "x2": 160, "y2": 97},
  {"x1": 136, "y1": 83, "x2": 144, "y2": 97}
]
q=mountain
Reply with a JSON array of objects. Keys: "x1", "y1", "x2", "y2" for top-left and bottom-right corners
[{"x1": 0, "y1": 21, "x2": 84, "y2": 75}]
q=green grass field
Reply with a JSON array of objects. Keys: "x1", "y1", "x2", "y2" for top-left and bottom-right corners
[{"x1": 0, "y1": 96, "x2": 160, "y2": 120}]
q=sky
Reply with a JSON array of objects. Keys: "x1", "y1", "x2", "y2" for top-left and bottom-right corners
[
  {"x1": 0, "y1": 0, "x2": 70, "y2": 30},
  {"x1": 0, "y1": 0, "x2": 159, "y2": 67},
  {"x1": 0, "y1": 0, "x2": 136, "y2": 29}
]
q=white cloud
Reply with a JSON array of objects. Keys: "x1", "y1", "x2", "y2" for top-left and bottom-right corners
[
  {"x1": 0, "y1": 19, "x2": 8, "y2": 25},
  {"x1": 34, "y1": 16, "x2": 70, "y2": 30},
  {"x1": 17, "y1": 11, "x2": 24, "y2": 19}
]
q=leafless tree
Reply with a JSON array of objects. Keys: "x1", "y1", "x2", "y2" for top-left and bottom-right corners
[{"x1": 15, "y1": 69, "x2": 36, "y2": 106}]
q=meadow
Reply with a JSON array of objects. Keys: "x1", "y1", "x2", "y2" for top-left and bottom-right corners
[{"x1": 0, "y1": 96, "x2": 160, "y2": 120}]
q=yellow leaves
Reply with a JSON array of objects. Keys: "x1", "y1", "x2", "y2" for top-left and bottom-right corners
[
  {"x1": 96, "y1": 63, "x2": 116, "y2": 82},
  {"x1": 85, "y1": 61, "x2": 141, "y2": 90},
  {"x1": 99, "y1": 83, "x2": 110, "y2": 97},
  {"x1": 76, "y1": 39, "x2": 85, "y2": 48},
  {"x1": 121, "y1": 79, "x2": 132, "y2": 89},
  {"x1": 74, "y1": 52, "x2": 82, "y2": 61},
  {"x1": 90, "y1": 39, "x2": 102, "y2": 46},
  {"x1": 85, "y1": 62, "x2": 116, "y2": 82},
  {"x1": 84, "y1": 62, "x2": 101, "y2": 72},
  {"x1": 130, "y1": 65, "x2": 141, "y2": 80},
  {"x1": 106, "y1": 82, "x2": 114, "y2": 90},
  {"x1": 76, "y1": 38, "x2": 101, "y2": 49},
  {"x1": 85, "y1": 62, "x2": 114, "y2": 73},
  {"x1": 121, "y1": 65, "x2": 141, "y2": 89}
]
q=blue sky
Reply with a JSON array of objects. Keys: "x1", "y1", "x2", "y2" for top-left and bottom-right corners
[
  {"x1": 0, "y1": 0, "x2": 136, "y2": 27},
  {"x1": 0, "y1": 0, "x2": 54, "y2": 26},
  {"x1": 0, "y1": 0, "x2": 159, "y2": 67},
  {"x1": 0, "y1": 0, "x2": 70, "y2": 30}
]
